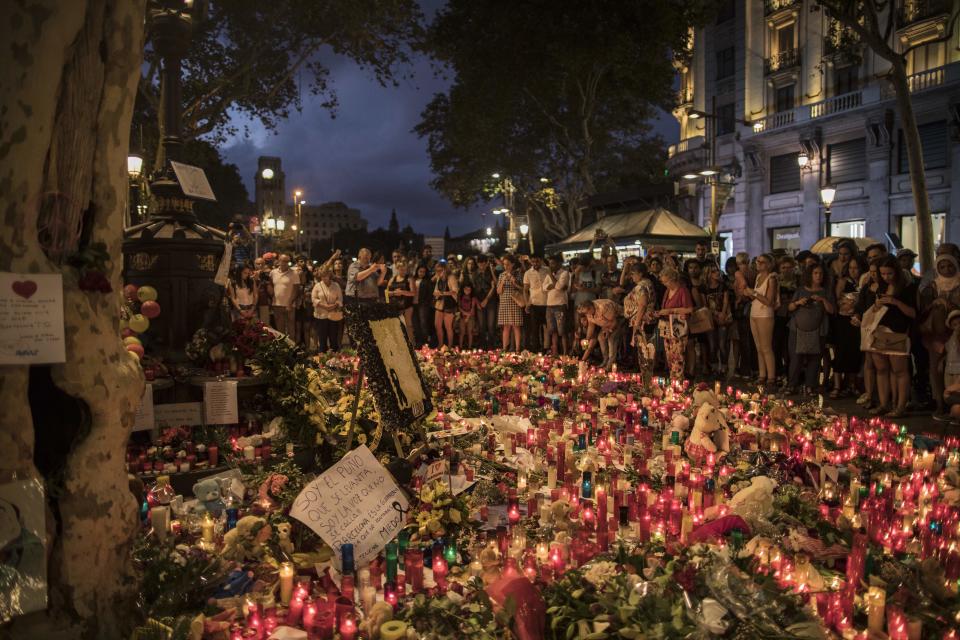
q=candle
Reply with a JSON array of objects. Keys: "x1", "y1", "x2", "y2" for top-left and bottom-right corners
[
  {"x1": 201, "y1": 514, "x2": 215, "y2": 544},
  {"x1": 151, "y1": 506, "x2": 170, "y2": 542},
  {"x1": 340, "y1": 611, "x2": 357, "y2": 640},
  {"x1": 385, "y1": 541, "x2": 399, "y2": 582},
  {"x1": 302, "y1": 599, "x2": 316, "y2": 630},
  {"x1": 278, "y1": 562, "x2": 294, "y2": 606},
  {"x1": 866, "y1": 586, "x2": 885, "y2": 635},
  {"x1": 380, "y1": 621, "x2": 408, "y2": 640}
]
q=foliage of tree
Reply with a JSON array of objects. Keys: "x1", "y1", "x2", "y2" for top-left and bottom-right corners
[
  {"x1": 416, "y1": 0, "x2": 718, "y2": 239},
  {"x1": 814, "y1": 0, "x2": 960, "y2": 270},
  {"x1": 138, "y1": 0, "x2": 424, "y2": 157}
]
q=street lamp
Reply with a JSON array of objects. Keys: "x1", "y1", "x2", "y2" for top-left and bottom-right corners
[
  {"x1": 797, "y1": 150, "x2": 809, "y2": 168},
  {"x1": 127, "y1": 153, "x2": 143, "y2": 179},
  {"x1": 519, "y1": 223, "x2": 530, "y2": 236},
  {"x1": 820, "y1": 185, "x2": 836, "y2": 238}
]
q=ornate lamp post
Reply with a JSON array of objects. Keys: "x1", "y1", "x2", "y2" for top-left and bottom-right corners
[
  {"x1": 123, "y1": 0, "x2": 227, "y2": 361},
  {"x1": 820, "y1": 185, "x2": 837, "y2": 239}
]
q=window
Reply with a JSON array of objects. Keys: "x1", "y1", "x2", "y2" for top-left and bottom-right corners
[
  {"x1": 775, "y1": 84, "x2": 795, "y2": 112},
  {"x1": 770, "y1": 226, "x2": 802, "y2": 253},
  {"x1": 716, "y1": 0, "x2": 734, "y2": 23},
  {"x1": 899, "y1": 213, "x2": 946, "y2": 253},
  {"x1": 770, "y1": 152, "x2": 802, "y2": 193},
  {"x1": 716, "y1": 46, "x2": 735, "y2": 80},
  {"x1": 777, "y1": 23, "x2": 794, "y2": 53},
  {"x1": 827, "y1": 138, "x2": 866, "y2": 183},
  {"x1": 717, "y1": 103, "x2": 736, "y2": 135},
  {"x1": 830, "y1": 220, "x2": 865, "y2": 238},
  {"x1": 898, "y1": 121, "x2": 948, "y2": 173},
  {"x1": 834, "y1": 65, "x2": 858, "y2": 95}
]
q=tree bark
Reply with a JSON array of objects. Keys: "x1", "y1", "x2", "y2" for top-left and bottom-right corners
[
  {"x1": 0, "y1": 2, "x2": 145, "y2": 638},
  {"x1": 889, "y1": 58, "x2": 935, "y2": 272}
]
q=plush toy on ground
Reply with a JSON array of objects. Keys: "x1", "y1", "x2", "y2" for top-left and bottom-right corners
[
  {"x1": 192, "y1": 477, "x2": 224, "y2": 517},
  {"x1": 684, "y1": 402, "x2": 730, "y2": 464},
  {"x1": 222, "y1": 516, "x2": 272, "y2": 561}
]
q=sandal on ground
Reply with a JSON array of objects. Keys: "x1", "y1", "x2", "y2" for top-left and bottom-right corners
[
  {"x1": 869, "y1": 405, "x2": 890, "y2": 416},
  {"x1": 856, "y1": 392, "x2": 871, "y2": 406},
  {"x1": 887, "y1": 407, "x2": 906, "y2": 418}
]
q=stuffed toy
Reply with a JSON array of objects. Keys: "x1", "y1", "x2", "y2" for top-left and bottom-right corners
[
  {"x1": 691, "y1": 383, "x2": 720, "y2": 413},
  {"x1": 360, "y1": 602, "x2": 395, "y2": 639},
  {"x1": 684, "y1": 403, "x2": 729, "y2": 464},
  {"x1": 541, "y1": 500, "x2": 573, "y2": 532},
  {"x1": 222, "y1": 516, "x2": 272, "y2": 561},
  {"x1": 192, "y1": 477, "x2": 224, "y2": 516},
  {"x1": 275, "y1": 521, "x2": 294, "y2": 557},
  {"x1": 728, "y1": 476, "x2": 776, "y2": 524}
]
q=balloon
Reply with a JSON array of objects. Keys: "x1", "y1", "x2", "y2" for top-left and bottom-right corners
[
  {"x1": 119, "y1": 317, "x2": 129, "y2": 331},
  {"x1": 121, "y1": 328, "x2": 135, "y2": 338},
  {"x1": 126, "y1": 344, "x2": 144, "y2": 359},
  {"x1": 123, "y1": 336, "x2": 142, "y2": 347},
  {"x1": 127, "y1": 349, "x2": 141, "y2": 362},
  {"x1": 137, "y1": 286, "x2": 158, "y2": 302},
  {"x1": 123, "y1": 284, "x2": 138, "y2": 300},
  {"x1": 140, "y1": 300, "x2": 161, "y2": 319},
  {"x1": 128, "y1": 314, "x2": 150, "y2": 333}
]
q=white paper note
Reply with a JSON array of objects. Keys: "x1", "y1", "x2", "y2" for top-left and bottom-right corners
[
  {"x1": 0, "y1": 273, "x2": 66, "y2": 365},
  {"x1": 204, "y1": 381, "x2": 238, "y2": 425},
  {"x1": 133, "y1": 383, "x2": 155, "y2": 432},
  {"x1": 289, "y1": 445, "x2": 410, "y2": 567},
  {"x1": 155, "y1": 402, "x2": 204, "y2": 428}
]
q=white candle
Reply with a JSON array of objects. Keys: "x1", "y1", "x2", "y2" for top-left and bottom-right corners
[
  {"x1": 151, "y1": 506, "x2": 170, "y2": 542},
  {"x1": 866, "y1": 586, "x2": 885, "y2": 634},
  {"x1": 201, "y1": 514, "x2": 214, "y2": 544},
  {"x1": 279, "y1": 562, "x2": 294, "y2": 605},
  {"x1": 243, "y1": 445, "x2": 255, "y2": 460}
]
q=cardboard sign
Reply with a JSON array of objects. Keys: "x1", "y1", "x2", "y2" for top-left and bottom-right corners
[
  {"x1": 204, "y1": 381, "x2": 238, "y2": 425},
  {"x1": 424, "y1": 459, "x2": 449, "y2": 484},
  {"x1": 214, "y1": 241, "x2": 233, "y2": 287},
  {"x1": 344, "y1": 303, "x2": 432, "y2": 432},
  {"x1": 289, "y1": 445, "x2": 409, "y2": 567},
  {"x1": 0, "y1": 273, "x2": 66, "y2": 365},
  {"x1": 155, "y1": 402, "x2": 204, "y2": 428},
  {"x1": 170, "y1": 161, "x2": 216, "y2": 201},
  {"x1": 133, "y1": 383, "x2": 155, "y2": 431},
  {"x1": 0, "y1": 478, "x2": 47, "y2": 621}
]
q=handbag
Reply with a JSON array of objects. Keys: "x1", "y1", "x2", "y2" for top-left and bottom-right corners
[
  {"x1": 658, "y1": 314, "x2": 688, "y2": 339},
  {"x1": 795, "y1": 328, "x2": 821, "y2": 355},
  {"x1": 872, "y1": 328, "x2": 909, "y2": 353},
  {"x1": 688, "y1": 307, "x2": 714, "y2": 334}
]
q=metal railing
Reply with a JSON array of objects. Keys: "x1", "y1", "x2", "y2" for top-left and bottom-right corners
[
  {"x1": 809, "y1": 89, "x2": 863, "y2": 119},
  {"x1": 765, "y1": 48, "x2": 801, "y2": 74}
]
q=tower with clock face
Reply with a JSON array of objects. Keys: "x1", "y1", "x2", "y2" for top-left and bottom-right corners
[{"x1": 255, "y1": 156, "x2": 285, "y2": 221}]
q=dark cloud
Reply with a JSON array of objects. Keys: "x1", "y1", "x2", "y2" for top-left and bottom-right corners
[{"x1": 222, "y1": 50, "x2": 680, "y2": 238}]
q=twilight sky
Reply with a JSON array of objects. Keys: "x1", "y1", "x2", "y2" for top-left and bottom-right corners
[{"x1": 222, "y1": 52, "x2": 680, "y2": 237}]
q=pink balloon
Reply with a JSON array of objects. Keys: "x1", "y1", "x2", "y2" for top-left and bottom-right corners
[
  {"x1": 121, "y1": 328, "x2": 135, "y2": 338},
  {"x1": 140, "y1": 300, "x2": 161, "y2": 319},
  {"x1": 123, "y1": 284, "x2": 139, "y2": 300},
  {"x1": 126, "y1": 343, "x2": 144, "y2": 359}
]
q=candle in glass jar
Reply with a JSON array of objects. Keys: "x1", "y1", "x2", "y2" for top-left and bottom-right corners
[
  {"x1": 340, "y1": 611, "x2": 357, "y2": 640},
  {"x1": 866, "y1": 586, "x2": 885, "y2": 634},
  {"x1": 201, "y1": 514, "x2": 215, "y2": 543},
  {"x1": 278, "y1": 562, "x2": 294, "y2": 605}
]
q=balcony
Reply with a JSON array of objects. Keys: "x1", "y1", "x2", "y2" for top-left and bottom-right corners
[
  {"x1": 666, "y1": 135, "x2": 707, "y2": 176},
  {"x1": 809, "y1": 89, "x2": 863, "y2": 119},
  {"x1": 676, "y1": 87, "x2": 693, "y2": 107},
  {"x1": 765, "y1": 48, "x2": 801, "y2": 75},
  {"x1": 907, "y1": 65, "x2": 945, "y2": 92},
  {"x1": 764, "y1": 0, "x2": 800, "y2": 15},
  {"x1": 898, "y1": 0, "x2": 951, "y2": 26}
]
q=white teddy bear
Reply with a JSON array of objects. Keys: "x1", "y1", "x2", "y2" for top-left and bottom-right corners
[{"x1": 684, "y1": 402, "x2": 730, "y2": 463}]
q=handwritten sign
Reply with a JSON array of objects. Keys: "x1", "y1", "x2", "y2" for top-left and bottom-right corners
[
  {"x1": 170, "y1": 161, "x2": 216, "y2": 201},
  {"x1": 423, "y1": 459, "x2": 449, "y2": 484},
  {"x1": 204, "y1": 381, "x2": 238, "y2": 425},
  {"x1": 289, "y1": 445, "x2": 409, "y2": 567},
  {"x1": 155, "y1": 402, "x2": 204, "y2": 428},
  {"x1": 0, "y1": 273, "x2": 65, "y2": 365},
  {"x1": 133, "y1": 384, "x2": 155, "y2": 432}
]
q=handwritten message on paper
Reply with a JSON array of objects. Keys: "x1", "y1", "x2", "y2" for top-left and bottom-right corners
[
  {"x1": 289, "y1": 445, "x2": 409, "y2": 566},
  {"x1": 0, "y1": 273, "x2": 65, "y2": 365},
  {"x1": 204, "y1": 381, "x2": 238, "y2": 425},
  {"x1": 155, "y1": 402, "x2": 204, "y2": 429},
  {"x1": 133, "y1": 384, "x2": 155, "y2": 432}
]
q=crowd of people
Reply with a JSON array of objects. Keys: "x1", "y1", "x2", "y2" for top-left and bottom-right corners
[{"x1": 227, "y1": 235, "x2": 960, "y2": 421}]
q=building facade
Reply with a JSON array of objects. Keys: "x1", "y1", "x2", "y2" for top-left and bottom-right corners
[
  {"x1": 667, "y1": 0, "x2": 960, "y2": 257},
  {"x1": 299, "y1": 201, "x2": 368, "y2": 246}
]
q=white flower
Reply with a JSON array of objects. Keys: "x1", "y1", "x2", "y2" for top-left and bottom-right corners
[{"x1": 583, "y1": 560, "x2": 618, "y2": 589}]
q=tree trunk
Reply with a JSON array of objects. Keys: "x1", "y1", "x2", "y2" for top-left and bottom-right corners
[
  {"x1": 889, "y1": 57, "x2": 935, "y2": 271},
  {"x1": 0, "y1": 2, "x2": 145, "y2": 638}
]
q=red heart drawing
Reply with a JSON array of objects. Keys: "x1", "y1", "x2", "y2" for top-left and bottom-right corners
[{"x1": 12, "y1": 280, "x2": 38, "y2": 299}]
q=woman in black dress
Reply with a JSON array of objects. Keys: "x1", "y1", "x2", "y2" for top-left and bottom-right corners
[{"x1": 830, "y1": 256, "x2": 866, "y2": 398}]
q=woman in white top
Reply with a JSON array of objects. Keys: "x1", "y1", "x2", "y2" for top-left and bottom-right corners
[
  {"x1": 745, "y1": 253, "x2": 779, "y2": 386},
  {"x1": 311, "y1": 267, "x2": 343, "y2": 352}
]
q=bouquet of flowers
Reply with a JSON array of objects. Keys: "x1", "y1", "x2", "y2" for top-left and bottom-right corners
[{"x1": 415, "y1": 479, "x2": 472, "y2": 540}]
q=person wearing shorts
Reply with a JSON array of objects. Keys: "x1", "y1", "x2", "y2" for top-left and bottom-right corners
[{"x1": 543, "y1": 254, "x2": 570, "y2": 355}]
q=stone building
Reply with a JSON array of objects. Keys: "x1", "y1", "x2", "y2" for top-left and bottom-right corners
[{"x1": 300, "y1": 201, "x2": 368, "y2": 247}]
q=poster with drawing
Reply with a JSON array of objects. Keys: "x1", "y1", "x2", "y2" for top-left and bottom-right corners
[
  {"x1": 344, "y1": 303, "x2": 432, "y2": 431},
  {"x1": 0, "y1": 478, "x2": 47, "y2": 622}
]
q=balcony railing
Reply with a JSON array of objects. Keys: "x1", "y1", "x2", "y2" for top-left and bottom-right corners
[
  {"x1": 898, "y1": 0, "x2": 951, "y2": 26},
  {"x1": 907, "y1": 66, "x2": 945, "y2": 92},
  {"x1": 667, "y1": 135, "x2": 705, "y2": 159},
  {"x1": 751, "y1": 109, "x2": 796, "y2": 133},
  {"x1": 676, "y1": 87, "x2": 693, "y2": 106},
  {"x1": 764, "y1": 0, "x2": 800, "y2": 15},
  {"x1": 809, "y1": 89, "x2": 863, "y2": 119},
  {"x1": 765, "y1": 48, "x2": 801, "y2": 74}
]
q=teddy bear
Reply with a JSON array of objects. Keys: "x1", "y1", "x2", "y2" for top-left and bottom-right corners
[
  {"x1": 541, "y1": 500, "x2": 573, "y2": 532},
  {"x1": 728, "y1": 476, "x2": 777, "y2": 524},
  {"x1": 684, "y1": 403, "x2": 730, "y2": 465},
  {"x1": 222, "y1": 516, "x2": 272, "y2": 561},
  {"x1": 360, "y1": 602, "x2": 395, "y2": 639},
  {"x1": 192, "y1": 477, "x2": 224, "y2": 516},
  {"x1": 691, "y1": 383, "x2": 720, "y2": 413}
]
